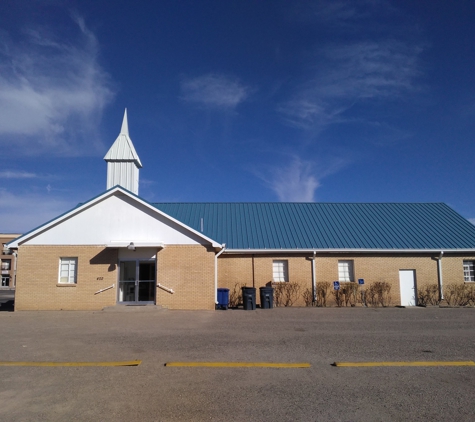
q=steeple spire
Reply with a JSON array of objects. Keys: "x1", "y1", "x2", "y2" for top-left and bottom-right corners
[
  {"x1": 104, "y1": 108, "x2": 142, "y2": 195},
  {"x1": 120, "y1": 108, "x2": 129, "y2": 135}
]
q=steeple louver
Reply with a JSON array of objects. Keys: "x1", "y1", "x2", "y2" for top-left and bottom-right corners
[{"x1": 104, "y1": 109, "x2": 142, "y2": 195}]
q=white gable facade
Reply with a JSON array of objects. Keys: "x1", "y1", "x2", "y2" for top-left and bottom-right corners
[
  {"x1": 11, "y1": 187, "x2": 222, "y2": 311},
  {"x1": 17, "y1": 190, "x2": 215, "y2": 247}
]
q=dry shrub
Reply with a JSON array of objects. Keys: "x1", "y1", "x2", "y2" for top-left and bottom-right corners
[
  {"x1": 302, "y1": 288, "x2": 314, "y2": 307},
  {"x1": 366, "y1": 281, "x2": 392, "y2": 307},
  {"x1": 229, "y1": 283, "x2": 246, "y2": 308},
  {"x1": 316, "y1": 282, "x2": 330, "y2": 307},
  {"x1": 273, "y1": 282, "x2": 301, "y2": 307},
  {"x1": 444, "y1": 284, "x2": 475, "y2": 306},
  {"x1": 331, "y1": 283, "x2": 359, "y2": 307},
  {"x1": 417, "y1": 284, "x2": 440, "y2": 306},
  {"x1": 341, "y1": 283, "x2": 359, "y2": 306},
  {"x1": 332, "y1": 289, "x2": 344, "y2": 307}
]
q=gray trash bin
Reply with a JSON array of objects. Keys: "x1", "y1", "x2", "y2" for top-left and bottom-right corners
[
  {"x1": 241, "y1": 287, "x2": 256, "y2": 310},
  {"x1": 259, "y1": 286, "x2": 274, "y2": 309}
]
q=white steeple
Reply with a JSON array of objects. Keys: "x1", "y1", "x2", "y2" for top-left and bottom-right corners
[
  {"x1": 120, "y1": 108, "x2": 129, "y2": 135},
  {"x1": 104, "y1": 109, "x2": 142, "y2": 195}
]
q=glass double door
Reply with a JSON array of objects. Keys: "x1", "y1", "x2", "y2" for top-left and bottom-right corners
[{"x1": 118, "y1": 260, "x2": 156, "y2": 304}]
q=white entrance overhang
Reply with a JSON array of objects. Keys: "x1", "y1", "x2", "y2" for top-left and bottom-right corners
[{"x1": 106, "y1": 241, "x2": 165, "y2": 248}]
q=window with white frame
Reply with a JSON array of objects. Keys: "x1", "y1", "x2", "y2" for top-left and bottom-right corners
[
  {"x1": 59, "y1": 258, "x2": 77, "y2": 284},
  {"x1": 338, "y1": 260, "x2": 354, "y2": 282},
  {"x1": 463, "y1": 260, "x2": 474, "y2": 282},
  {"x1": 273, "y1": 260, "x2": 289, "y2": 282}
]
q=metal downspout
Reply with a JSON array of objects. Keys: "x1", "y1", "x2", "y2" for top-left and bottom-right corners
[
  {"x1": 312, "y1": 251, "x2": 316, "y2": 305},
  {"x1": 12, "y1": 251, "x2": 18, "y2": 289},
  {"x1": 215, "y1": 244, "x2": 226, "y2": 304},
  {"x1": 437, "y1": 251, "x2": 444, "y2": 300}
]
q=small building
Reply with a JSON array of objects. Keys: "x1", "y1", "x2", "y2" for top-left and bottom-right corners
[
  {"x1": 1, "y1": 234, "x2": 21, "y2": 289},
  {"x1": 7, "y1": 111, "x2": 475, "y2": 310}
]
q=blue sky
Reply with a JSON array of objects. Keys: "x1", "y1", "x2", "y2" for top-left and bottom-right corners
[{"x1": 1, "y1": 0, "x2": 474, "y2": 233}]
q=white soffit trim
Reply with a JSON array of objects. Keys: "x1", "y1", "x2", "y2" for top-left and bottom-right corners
[{"x1": 8, "y1": 186, "x2": 221, "y2": 248}]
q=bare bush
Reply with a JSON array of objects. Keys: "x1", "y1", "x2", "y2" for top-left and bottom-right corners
[
  {"x1": 273, "y1": 282, "x2": 301, "y2": 307},
  {"x1": 302, "y1": 288, "x2": 313, "y2": 307},
  {"x1": 417, "y1": 284, "x2": 440, "y2": 306},
  {"x1": 366, "y1": 281, "x2": 392, "y2": 307},
  {"x1": 341, "y1": 283, "x2": 359, "y2": 306},
  {"x1": 360, "y1": 288, "x2": 368, "y2": 307},
  {"x1": 366, "y1": 286, "x2": 375, "y2": 306},
  {"x1": 229, "y1": 283, "x2": 246, "y2": 308},
  {"x1": 468, "y1": 285, "x2": 475, "y2": 306},
  {"x1": 444, "y1": 283, "x2": 475, "y2": 307},
  {"x1": 467, "y1": 285, "x2": 475, "y2": 306},
  {"x1": 316, "y1": 282, "x2": 330, "y2": 307},
  {"x1": 332, "y1": 289, "x2": 344, "y2": 307}
]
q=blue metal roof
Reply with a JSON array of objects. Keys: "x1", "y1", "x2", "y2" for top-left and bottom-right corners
[{"x1": 152, "y1": 202, "x2": 475, "y2": 250}]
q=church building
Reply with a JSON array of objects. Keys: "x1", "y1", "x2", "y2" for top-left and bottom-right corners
[{"x1": 8, "y1": 111, "x2": 475, "y2": 310}]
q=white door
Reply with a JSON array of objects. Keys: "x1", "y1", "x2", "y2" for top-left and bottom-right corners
[{"x1": 399, "y1": 270, "x2": 416, "y2": 306}]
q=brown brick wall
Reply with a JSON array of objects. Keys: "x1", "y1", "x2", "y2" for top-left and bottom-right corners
[
  {"x1": 14, "y1": 245, "x2": 475, "y2": 311},
  {"x1": 316, "y1": 254, "x2": 439, "y2": 306},
  {"x1": 157, "y1": 245, "x2": 215, "y2": 310},
  {"x1": 218, "y1": 254, "x2": 311, "y2": 303},
  {"x1": 442, "y1": 255, "x2": 475, "y2": 287},
  {"x1": 15, "y1": 245, "x2": 118, "y2": 310},
  {"x1": 218, "y1": 253, "x2": 474, "y2": 307},
  {"x1": 218, "y1": 254, "x2": 313, "y2": 306}
]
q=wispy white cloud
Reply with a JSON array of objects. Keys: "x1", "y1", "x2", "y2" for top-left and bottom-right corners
[
  {"x1": 280, "y1": 0, "x2": 422, "y2": 132},
  {"x1": 0, "y1": 15, "x2": 114, "y2": 156},
  {"x1": 0, "y1": 170, "x2": 39, "y2": 179},
  {"x1": 307, "y1": 0, "x2": 395, "y2": 27},
  {"x1": 280, "y1": 40, "x2": 421, "y2": 129},
  {"x1": 0, "y1": 189, "x2": 75, "y2": 233},
  {"x1": 268, "y1": 159, "x2": 319, "y2": 202},
  {"x1": 139, "y1": 178, "x2": 157, "y2": 187},
  {"x1": 258, "y1": 155, "x2": 347, "y2": 202},
  {"x1": 469, "y1": 218, "x2": 475, "y2": 225},
  {"x1": 321, "y1": 41, "x2": 420, "y2": 97},
  {"x1": 181, "y1": 73, "x2": 251, "y2": 109}
]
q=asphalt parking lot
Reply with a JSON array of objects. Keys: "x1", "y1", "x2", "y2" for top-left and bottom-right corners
[{"x1": 1, "y1": 305, "x2": 474, "y2": 421}]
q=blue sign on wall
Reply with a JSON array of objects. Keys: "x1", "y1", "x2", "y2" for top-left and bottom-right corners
[
  {"x1": 358, "y1": 278, "x2": 365, "y2": 285},
  {"x1": 333, "y1": 281, "x2": 340, "y2": 290}
]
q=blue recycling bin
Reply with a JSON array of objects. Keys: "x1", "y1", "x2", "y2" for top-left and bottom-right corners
[
  {"x1": 241, "y1": 287, "x2": 256, "y2": 310},
  {"x1": 216, "y1": 288, "x2": 230, "y2": 310}
]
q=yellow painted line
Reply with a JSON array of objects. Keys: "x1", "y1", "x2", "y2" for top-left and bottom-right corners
[
  {"x1": 333, "y1": 361, "x2": 475, "y2": 367},
  {"x1": 165, "y1": 362, "x2": 311, "y2": 368},
  {"x1": 0, "y1": 360, "x2": 141, "y2": 367}
]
